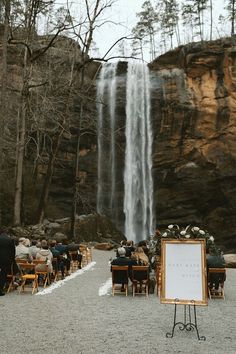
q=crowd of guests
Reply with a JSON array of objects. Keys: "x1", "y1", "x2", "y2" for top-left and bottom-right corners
[
  {"x1": 110, "y1": 239, "x2": 227, "y2": 294},
  {"x1": 0, "y1": 228, "x2": 82, "y2": 296},
  {"x1": 110, "y1": 240, "x2": 155, "y2": 293}
]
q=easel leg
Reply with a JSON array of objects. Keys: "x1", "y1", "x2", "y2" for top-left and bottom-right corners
[{"x1": 166, "y1": 303, "x2": 206, "y2": 340}]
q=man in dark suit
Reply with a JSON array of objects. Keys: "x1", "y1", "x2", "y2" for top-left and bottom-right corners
[
  {"x1": 111, "y1": 247, "x2": 137, "y2": 268},
  {"x1": 0, "y1": 229, "x2": 16, "y2": 296},
  {"x1": 111, "y1": 247, "x2": 137, "y2": 291}
]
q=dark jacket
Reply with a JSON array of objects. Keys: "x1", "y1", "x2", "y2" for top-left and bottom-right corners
[
  {"x1": 111, "y1": 256, "x2": 136, "y2": 267},
  {"x1": 111, "y1": 256, "x2": 137, "y2": 279},
  {"x1": 207, "y1": 254, "x2": 225, "y2": 268},
  {"x1": 0, "y1": 233, "x2": 15, "y2": 266}
]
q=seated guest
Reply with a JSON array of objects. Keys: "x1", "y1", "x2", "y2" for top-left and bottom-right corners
[
  {"x1": 127, "y1": 240, "x2": 135, "y2": 252},
  {"x1": 116, "y1": 240, "x2": 127, "y2": 257},
  {"x1": 24, "y1": 238, "x2": 31, "y2": 247},
  {"x1": 124, "y1": 240, "x2": 135, "y2": 258},
  {"x1": 15, "y1": 238, "x2": 32, "y2": 262},
  {"x1": 207, "y1": 247, "x2": 226, "y2": 290},
  {"x1": 131, "y1": 247, "x2": 150, "y2": 293},
  {"x1": 131, "y1": 247, "x2": 149, "y2": 266},
  {"x1": 67, "y1": 242, "x2": 83, "y2": 269},
  {"x1": 49, "y1": 240, "x2": 61, "y2": 278},
  {"x1": 35, "y1": 240, "x2": 53, "y2": 273},
  {"x1": 111, "y1": 247, "x2": 137, "y2": 291},
  {"x1": 55, "y1": 240, "x2": 71, "y2": 277},
  {"x1": 138, "y1": 240, "x2": 149, "y2": 257},
  {"x1": 29, "y1": 239, "x2": 40, "y2": 259}
]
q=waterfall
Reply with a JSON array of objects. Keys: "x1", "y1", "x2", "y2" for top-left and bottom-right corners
[
  {"x1": 97, "y1": 62, "x2": 118, "y2": 217},
  {"x1": 97, "y1": 61, "x2": 154, "y2": 244},
  {"x1": 124, "y1": 62, "x2": 154, "y2": 243}
]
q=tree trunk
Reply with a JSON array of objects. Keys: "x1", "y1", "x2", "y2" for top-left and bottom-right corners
[
  {"x1": 36, "y1": 129, "x2": 64, "y2": 224},
  {"x1": 210, "y1": 0, "x2": 213, "y2": 40},
  {"x1": 232, "y1": 0, "x2": 235, "y2": 36},
  {"x1": 70, "y1": 124, "x2": 82, "y2": 240},
  {"x1": 13, "y1": 71, "x2": 29, "y2": 225},
  {"x1": 0, "y1": 0, "x2": 10, "y2": 226}
]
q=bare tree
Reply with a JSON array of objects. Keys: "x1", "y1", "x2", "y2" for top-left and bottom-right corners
[
  {"x1": 0, "y1": 0, "x2": 11, "y2": 225},
  {"x1": 9, "y1": 1, "x2": 70, "y2": 225}
]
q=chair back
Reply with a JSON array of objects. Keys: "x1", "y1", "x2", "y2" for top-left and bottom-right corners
[
  {"x1": 18, "y1": 263, "x2": 38, "y2": 294},
  {"x1": 111, "y1": 265, "x2": 129, "y2": 284},
  {"x1": 132, "y1": 265, "x2": 149, "y2": 282},
  {"x1": 18, "y1": 262, "x2": 35, "y2": 273},
  {"x1": 208, "y1": 267, "x2": 226, "y2": 282},
  {"x1": 16, "y1": 258, "x2": 28, "y2": 264},
  {"x1": 69, "y1": 251, "x2": 78, "y2": 262},
  {"x1": 208, "y1": 267, "x2": 226, "y2": 299}
]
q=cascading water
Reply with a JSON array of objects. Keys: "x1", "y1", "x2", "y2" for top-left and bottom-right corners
[
  {"x1": 97, "y1": 62, "x2": 118, "y2": 218},
  {"x1": 124, "y1": 62, "x2": 154, "y2": 243},
  {"x1": 97, "y1": 61, "x2": 154, "y2": 243}
]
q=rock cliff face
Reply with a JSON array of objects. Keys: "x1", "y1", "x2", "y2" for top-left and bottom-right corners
[
  {"x1": 2, "y1": 32, "x2": 236, "y2": 251},
  {"x1": 149, "y1": 39, "x2": 236, "y2": 252}
]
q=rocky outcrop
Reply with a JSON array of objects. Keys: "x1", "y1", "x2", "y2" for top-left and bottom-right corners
[
  {"x1": 9, "y1": 214, "x2": 124, "y2": 245},
  {"x1": 148, "y1": 39, "x2": 236, "y2": 252},
  {"x1": 224, "y1": 254, "x2": 236, "y2": 268}
]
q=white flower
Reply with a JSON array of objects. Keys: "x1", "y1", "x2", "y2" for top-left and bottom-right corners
[
  {"x1": 209, "y1": 236, "x2": 214, "y2": 242},
  {"x1": 192, "y1": 226, "x2": 200, "y2": 232},
  {"x1": 180, "y1": 230, "x2": 186, "y2": 236},
  {"x1": 168, "y1": 224, "x2": 174, "y2": 229},
  {"x1": 185, "y1": 234, "x2": 191, "y2": 238},
  {"x1": 199, "y1": 230, "x2": 205, "y2": 235},
  {"x1": 162, "y1": 232, "x2": 168, "y2": 237}
]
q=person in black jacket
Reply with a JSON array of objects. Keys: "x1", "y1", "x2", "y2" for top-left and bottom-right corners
[
  {"x1": 111, "y1": 247, "x2": 137, "y2": 291},
  {"x1": 0, "y1": 229, "x2": 16, "y2": 296}
]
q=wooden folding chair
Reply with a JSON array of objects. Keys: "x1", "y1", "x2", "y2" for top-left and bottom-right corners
[
  {"x1": 208, "y1": 268, "x2": 226, "y2": 299},
  {"x1": 33, "y1": 260, "x2": 50, "y2": 288},
  {"x1": 131, "y1": 266, "x2": 149, "y2": 297},
  {"x1": 80, "y1": 246, "x2": 88, "y2": 267},
  {"x1": 86, "y1": 248, "x2": 92, "y2": 263},
  {"x1": 52, "y1": 257, "x2": 59, "y2": 281},
  {"x1": 155, "y1": 264, "x2": 161, "y2": 297},
  {"x1": 16, "y1": 258, "x2": 28, "y2": 264},
  {"x1": 18, "y1": 263, "x2": 38, "y2": 294},
  {"x1": 6, "y1": 263, "x2": 16, "y2": 293},
  {"x1": 69, "y1": 251, "x2": 79, "y2": 272},
  {"x1": 111, "y1": 265, "x2": 129, "y2": 296}
]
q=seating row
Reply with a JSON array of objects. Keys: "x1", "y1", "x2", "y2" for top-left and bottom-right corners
[
  {"x1": 111, "y1": 265, "x2": 150, "y2": 297},
  {"x1": 112, "y1": 265, "x2": 226, "y2": 300},
  {"x1": 6, "y1": 248, "x2": 93, "y2": 295}
]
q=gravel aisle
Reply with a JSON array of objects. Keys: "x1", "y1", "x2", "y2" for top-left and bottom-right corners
[{"x1": 0, "y1": 249, "x2": 236, "y2": 354}]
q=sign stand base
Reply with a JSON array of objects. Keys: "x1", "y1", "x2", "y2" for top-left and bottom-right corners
[{"x1": 166, "y1": 303, "x2": 206, "y2": 341}]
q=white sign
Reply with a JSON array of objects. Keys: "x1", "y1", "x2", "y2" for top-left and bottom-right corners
[{"x1": 161, "y1": 240, "x2": 207, "y2": 305}]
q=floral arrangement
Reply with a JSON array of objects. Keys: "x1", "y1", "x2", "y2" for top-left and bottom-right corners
[{"x1": 148, "y1": 224, "x2": 216, "y2": 257}]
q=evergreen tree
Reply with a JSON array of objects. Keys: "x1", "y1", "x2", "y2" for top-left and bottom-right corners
[
  {"x1": 157, "y1": 0, "x2": 180, "y2": 49},
  {"x1": 225, "y1": 0, "x2": 236, "y2": 35},
  {"x1": 182, "y1": 0, "x2": 208, "y2": 41},
  {"x1": 132, "y1": 0, "x2": 158, "y2": 61}
]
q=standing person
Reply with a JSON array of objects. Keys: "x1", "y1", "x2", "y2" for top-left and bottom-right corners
[{"x1": 0, "y1": 229, "x2": 16, "y2": 296}]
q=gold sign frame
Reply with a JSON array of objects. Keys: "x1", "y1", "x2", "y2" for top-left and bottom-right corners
[{"x1": 160, "y1": 239, "x2": 208, "y2": 306}]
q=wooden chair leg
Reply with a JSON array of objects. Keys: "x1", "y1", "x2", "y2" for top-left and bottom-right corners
[{"x1": 32, "y1": 278, "x2": 38, "y2": 294}]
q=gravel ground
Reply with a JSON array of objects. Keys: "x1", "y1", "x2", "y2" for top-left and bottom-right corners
[{"x1": 0, "y1": 249, "x2": 236, "y2": 354}]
